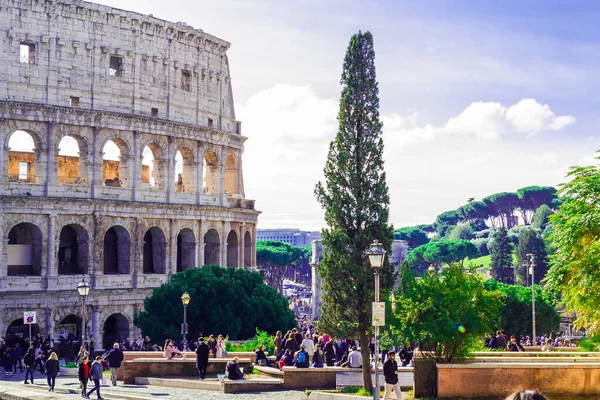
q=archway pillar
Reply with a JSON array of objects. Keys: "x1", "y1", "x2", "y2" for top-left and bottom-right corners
[
  {"x1": 238, "y1": 223, "x2": 244, "y2": 268},
  {"x1": 91, "y1": 306, "x2": 100, "y2": 348},
  {"x1": 132, "y1": 131, "x2": 140, "y2": 200},
  {"x1": 133, "y1": 218, "x2": 142, "y2": 288},
  {"x1": 219, "y1": 146, "x2": 226, "y2": 206},
  {"x1": 0, "y1": 212, "x2": 5, "y2": 285},
  {"x1": 196, "y1": 142, "x2": 204, "y2": 204},
  {"x1": 44, "y1": 307, "x2": 55, "y2": 338},
  {"x1": 195, "y1": 220, "x2": 203, "y2": 268},
  {"x1": 166, "y1": 136, "x2": 174, "y2": 202},
  {"x1": 252, "y1": 225, "x2": 257, "y2": 266},
  {"x1": 169, "y1": 219, "x2": 176, "y2": 277},
  {"x1": 45, "y1": 123, "x2": 57, "y2": 195},
  {"x1": 46, "y1": 214, "x2": 56, "y2": 282},
  {"x1": 220, "y1": 222, "x2": 227, "y2": 268}
]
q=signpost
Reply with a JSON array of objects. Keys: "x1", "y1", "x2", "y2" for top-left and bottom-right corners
[
  {"x1": 24, "y1": 311, "x2": 36, "y2": 341},
  {"x1": 372, "y1": 302, "x2": 385, "y2": 326}
]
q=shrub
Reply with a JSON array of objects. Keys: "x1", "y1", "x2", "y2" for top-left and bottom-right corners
[{"x1": 226, "y1": 329, "x2": 275, "y2": 354}]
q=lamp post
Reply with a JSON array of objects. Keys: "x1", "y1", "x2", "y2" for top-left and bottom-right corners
[
  {"x1": 181, "y1": 292, "x2": 191, "y2": 351},
  {"x1": 527, "y1": 253, "x2": 536, "y2": 344},
  {"x1": 367, "y1": 240, "x2": 386, "y2": 400},
  {"x1": 77, "y1": 279, "x2": 90, "y2": 346}
]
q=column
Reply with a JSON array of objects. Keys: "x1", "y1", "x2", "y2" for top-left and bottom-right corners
[
  {"x1": 132, "y1": 131, "x2": 140, "y2": 200},
  {"x1": 196, "y1": 142, "x2": 204, "y2": 204},
  {"x1": 0, "y1": 211, "x2": 5, "y2": 289},
  {"x1": 238, "y1": 222, "x2": 244, "y2": 268},
  {"x1": 90, "y1": 127, "x2": 101, "y2": 198},
  {"x1": 91, "y1": 306, "x2": 100, "y2": 346},
  {"x1": 45, "y1": 123, "x2": 56, "y2": 195},
  {"x1": 166, "y1": 136, "x2": 174, "y2": 202},
  {"x1": 219, "y1": 146, "x2": 226, "y2": 206},
  {"x1": 45, "y1": 214, "x2": 56, "y2": 286},
  {"x1": 220, "y1": 221, "x2": 227, "y2": 267},
  {"x1": 132, "y1": 218, "x2": 142, "y2": 288},
  {"x1": 45, "y1": 307, "x2": 55, "y2": 338},
  {"x1": 0, "y1": 125, "x2": 5, "y2": 188},
  {"x1": 169, "y1": 219, "x2": 177, "y2": 276},
  {"x1": 91, "y1": 212, "x2": 100, "y2": 287},
  {"x1": 252, "y1": 225, "x2": 257, "y2": 266},
  {"x1": 198, "y1": 219, "x2": 205, "y2": 267}
]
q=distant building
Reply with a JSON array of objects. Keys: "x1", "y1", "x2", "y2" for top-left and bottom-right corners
[{"x1": 257, "y1": 229, "x2": 321, "y2": 247}]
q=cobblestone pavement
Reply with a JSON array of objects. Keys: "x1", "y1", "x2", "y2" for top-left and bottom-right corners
[{"x1": 0, "y1": 370, "x2": 307, "y2": 400}]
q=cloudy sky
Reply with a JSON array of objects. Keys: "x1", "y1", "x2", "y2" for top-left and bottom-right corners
[{"x1": 47, "y1": 1, "x2": 600, "y2": 229}]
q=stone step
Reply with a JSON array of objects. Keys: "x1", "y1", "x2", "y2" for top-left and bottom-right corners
[
  {"x1": 134, "y1": 377, "x2": 223, "y2": 391},
  {"x1": 19, "y1": 382, "x2": 153, "y2": 400}
]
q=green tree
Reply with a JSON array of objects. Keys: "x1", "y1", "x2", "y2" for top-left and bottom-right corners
[
  {"x1": 515, "y1": 228, "x2": 548, "y2": 285},
  {"x1": 517, "y1": 185, "x2": 558, "y2": 224},
  {"x1": 532, "y1": 204, "x2": 554, "y2": 230},
  {"x1": 135, "y1": 266, "x2": 296, "y2": 341},
  {"x1": 256, "y1": 240, "x2": 305, "y2": 293},
  {"x1": 434, "y1": 210, "x2": 460, "y2": 237},
  {"x1": 489, "y1": 228, "x2": 514, "y2": 283},
  {"x1": 483, "y1": 192, "x2": 520, "y2": 228},
  {"x1": 394, "y1": 226, "x2": 429, "y2": 249},
  {"x1": 484, "y1": 280, "x2": 560, "y2": 337},
  {"x1": 448, "y1": 224, "x2": 474, "y2": 240},
  {"x1": 314, "y1": 31, "x2": 393, "y2": 392},
  {"x1": 546, "y1": 153, "x2": 600, "y2": 333},
  {"x1": 408, "y1": 240, "x2": 479, "y2": 272}
]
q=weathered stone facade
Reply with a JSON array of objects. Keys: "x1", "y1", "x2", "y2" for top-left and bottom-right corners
[{"x1": 0, "y1": 0, "x2": 259, "y2": 349}]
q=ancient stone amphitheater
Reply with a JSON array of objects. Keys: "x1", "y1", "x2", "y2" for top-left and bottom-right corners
[{"x1": 0, "y1": 0, "x2": 259, "y2": 350}]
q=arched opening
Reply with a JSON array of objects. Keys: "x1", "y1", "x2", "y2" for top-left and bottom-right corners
[
  {"x1": 58, "y1": 224, "x2": 89, "y2": 275},
  {"x1": 143, "y1": 227, "x2": 167, "y2": 274},
  {"x1": 244, "y1": 231, "x2": 252, "y2": 267},
  {"x1": 227, "y1": 230, "x2": 238, "y2": 267},
  {"x1": 5, "y1": 318, "x2": 40, "y2": 346},
  {"x1": 102, "y1": 313, "x2": 129, "y2": 351},
  {"x1": 58, "y1": 136, "x2": 87, "y2": 184},
  {"x1": 141, "y1": 143, "x2": 165, "y2": 189},
  {"x1": 177, "y1": 228, "x2": 196, "y2": 272},
  {"x1": 7, "y1": 223, "x2": 43, "y2": 276},
  {"x1": 103, "y1": 226, "x2": 131, "y2": 275},
  {"x1": 175, "y1": 147, "x2": 195, "y2": 193},
  {"x1": 102, "y1": 138, "x2": 129, "y2": 187},
  {"x1": 8, "y1": 130, "x2": 37, "y2": 183},
  {"x1": 203, "y1": 151, "x2": 219, "y2": 195},
  {"x1": 225, "y1": 154, "x2": 238, "y2": 195},
  {"x1": 203, "y1": 229, "x2": 220, "y2": 266},
  {"x1": 57, "y1": 315, "x2": 82, "y2": 359}
]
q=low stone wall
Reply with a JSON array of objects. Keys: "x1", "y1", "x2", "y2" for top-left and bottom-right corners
[
  {"x1": 122, "y1": 358, "x2": 251, "y2": 384},
  {"x1": 437, "y1": 362, "x2": 600, "y2": 399}
]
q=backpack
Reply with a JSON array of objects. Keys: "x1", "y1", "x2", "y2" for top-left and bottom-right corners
[{"x1": 297, "y1": 350, "x2": 306, "y2": 364}]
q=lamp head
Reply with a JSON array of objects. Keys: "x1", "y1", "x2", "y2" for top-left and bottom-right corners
[
  {"x1": 77, "y1": 279, "x2": 90, "y2": 297},
  {"x1": 181, "y1": 292, "x2": 191, "y2": 306},
  {"x1": 367, "y1": 240, "x2": 386, "y2": 269}
]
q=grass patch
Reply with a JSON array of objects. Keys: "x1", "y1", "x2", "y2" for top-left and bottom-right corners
[{"x1": 467, "y1": 254, "x2": 491, "y2": 269}]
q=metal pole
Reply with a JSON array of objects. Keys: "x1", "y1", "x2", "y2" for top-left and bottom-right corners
[
  {"x1": 531, "y1": 255, "x2": 536, "y2": 344},
  {"x1": 374, "y1": 271, "x2": 380, "y2": 400},
  {"x1": 82, "y1": 295, "x2": 86, "y2": 345},
  {"x1": 29, "y1": 323, "x2": 32, "y2": 344},
  {"x1": 183, "y1": 305, "x2": 188, "y2": 351}
]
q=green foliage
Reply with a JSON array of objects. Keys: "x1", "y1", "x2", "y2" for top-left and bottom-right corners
[
  {"x1": 515, "y1": 228, "x2": 548, "y2": 285},
  {"x1": 394, "y1": 226, "x2": 430, "y2": 249},
  {"x1": 256, "y1": 240, "x2": 306, "y2": 293},
  {"x1": 434, "y1": 210, "x2": 460, "y2": 236},
  {"x1": 470, "y1": 238, "x2": 490, "y2": 256},
  {"x1": 546, "y1": 152, "x2": 600, "y2": 333},
  {"x1": 483, "y1": 280, "x2": 560, "y2": 337},
  {"x1": 483, "y1": 192, "x2": 520, "y2": 228},
  {"x1": 517, "y1": 186, "x2": 558, "y2": 224},
  {"x1": 467, "y1": 254, "x2": 492, "y2": 270},
  {"x1": 135, "y1": 266, "x2": 296, "y2": 341},
  {"x1": 314, "y1": 31, "x2": 393, "y2": 392},
  {"x1": 489, "y1": 228, "x2": 514, "y2": 284},
  {"x1": 448, "y1": 224, "x2": 474, "y2": 240},
  {"x1": 408, "y1": 240, "x2": 479, "y2": 273},
  {"x1": 389, "y1": 263, "x2": 503, "y2": 362},
  {"x1": 579, "y1": 336, "x2": 600, "y2": 352},
  {"x1": 532, "y1": 204, "x2": 554, "y2": 230},
  {"x1": 226, "y1": 329, "x2": 275, "y2": 354}
]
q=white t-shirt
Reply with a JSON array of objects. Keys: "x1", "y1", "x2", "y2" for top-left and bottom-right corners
[
  {"x1": 301, "y1": 338, "x2": 315, "y2": 356},
  {"x1": 349, "y1": 351, "x2": 362, "y2": 368}
]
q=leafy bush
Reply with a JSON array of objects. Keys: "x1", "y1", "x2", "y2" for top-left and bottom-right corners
[
  {"x1": 470, "y1": 238, "x2": 490, "y2": 256},
  {"x1": 226, "y1": 329, "x2": 275, "y2": 354},
  {"x1": 579, "y1": 336, "x2": 600, "y2": 352}
]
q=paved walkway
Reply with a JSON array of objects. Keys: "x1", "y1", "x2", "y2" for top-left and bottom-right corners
[{"x1": 0, "y1": 370, "x2": 306, "y2": 400}]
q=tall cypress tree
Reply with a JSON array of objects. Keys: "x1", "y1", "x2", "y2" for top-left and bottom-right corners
[
  {"x1": 315, "y1": 31, "x2": 394, "y2": 392},
  {"x1": 490, "y1": 228, "x2": 514, "y2": 283}
]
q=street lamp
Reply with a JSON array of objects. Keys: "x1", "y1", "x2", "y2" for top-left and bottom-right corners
[
  {"x1": 77, "y1": 279, "x2": 90, "y2": 346},
  {"x1": 527, "y1": 253, "x2": 536, "y2": 345},
  {"x1": 181, "y1": 292, "x2": 191, "y2": 351},
  {"x1": 367, "y1": 240, "x2": 386, "y2": 400}
]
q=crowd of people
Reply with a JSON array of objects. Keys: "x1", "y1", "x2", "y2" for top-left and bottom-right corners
[{"x1": 486, "y1": 330, "x2": 578, "y2": 351}]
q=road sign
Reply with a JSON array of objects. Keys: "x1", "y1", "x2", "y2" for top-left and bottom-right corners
[
  {"x1": 24, "y1": 311, "x2": 36, "y2": 325},
  {"x1": 372, "y1": 302, "x2": 385, "y2": 326}
]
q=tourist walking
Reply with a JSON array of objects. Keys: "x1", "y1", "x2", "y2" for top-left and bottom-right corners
[
  {"x1": 23, "y1": 347, "x2": 35, "y2": 384},
  {"x1": 45, "y1": 352, "x2": 60, "y2": 392},
  {"x1": 106, "y1": 343, "x2": 124, "y2": 386},
  {"x1": 85, "y1": 356, "x2": 103, "y2": 399},
  {"x1": 78, "y1": 356, "x2": 90, "y2": 397},
  {"x1": 383, "y1": 350, "x2": 401, "y2": 400},
  {"x1": 195, "y1": 337, "x2": 209, "y2": 380}
]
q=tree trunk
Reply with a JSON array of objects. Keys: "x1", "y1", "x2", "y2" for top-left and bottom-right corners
[{"x1": 359, "y1": 331, "x2": 373, "y2": 392}]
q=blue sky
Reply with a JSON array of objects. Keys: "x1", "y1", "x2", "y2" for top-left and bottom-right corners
[{"x1": 93, "y1": 0, "x2": 599, "y2": 230}]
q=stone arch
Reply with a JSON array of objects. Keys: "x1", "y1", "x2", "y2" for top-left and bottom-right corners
[
  {"x1": 227, "y1": 230, "x2": 238, "y2": 267},
  {"x1": 5, "y1": 318, "x2": 40, "y2": 344},
  {"x1": 143, "y1": 227, "x2": 167, "y2": 274},
  {"x1": 203, "y1": 150, "x2": 219, "y2": 195},
  {"x1": 56, "y1": 133, "x2": 90, "y2": 184},
  {"x1": 174, "y1": 145, "x2": 196, "y2": 193},
  {"x1": 6, "y1": 129, "x2": 44, "y2": 183},
  {"x1": 102, "y1": 313, "x2": 130, "y2": 350},
  {"x1": 225, "y1": 153, "x2": 238, "y2": 195},
  {"x1": 141, "y1": 141, "x2": 167, "y2": 189},
  {"x1": 203, "y1": 228, "x2": 220, "y2": 266},
  {"x1": 177, "y1": 228, "x2": 196, "y2": 272},
  {"x1": 57, "y1": 223, "x2": 89, "y2": 275},
  {"x1": 7, "y1": 222, "x2": 43, "y2": 276},
  {"x1": 101, "y1": 136, "x2": 131, "y2": 188},
  {"x1": 103, "y1": 225, "x2": 131, "y2": 275},
  {"x1": 244, "y1": 230, "x2": 252, "y2": 267}
]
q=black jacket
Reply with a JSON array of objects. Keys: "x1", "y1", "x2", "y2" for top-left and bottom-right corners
[
  {"x1": 24, "y1": 351, "x2": 35, "y2": 367},
  {"x1": 78, "y1": 362, "x2": 90, "y2": 380},
  {"x1": 45, "y1": 359, "x2": 60, "y2": 375},
  {"x1": 383, "y1": 358, "x2": 398, "y2": 385},
  {"x1": 196, "y1": 343, "x2": 209, "y2": 368},
  {"x1": 225, "y1": 360, "x2": 243, "y2": 380},
  {"x1": 323, "y1": 343, "x2": 335, "y2": 366},
  {"x1": 106, "y1": 348, "x2": 124, "y2": 368}
]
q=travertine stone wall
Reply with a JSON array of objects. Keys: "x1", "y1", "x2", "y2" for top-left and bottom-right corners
[{"x1": 0, "y1": 0, "x2": 260, "y2": 347}]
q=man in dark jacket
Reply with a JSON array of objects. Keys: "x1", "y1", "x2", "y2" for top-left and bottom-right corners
[
  {"x1": 225, "y1": 357, "x2": 244, "y2": 380},
  {"x1": 23, "y1": 347, "x2": 35, "y2": 384},
  {"x1": 489, "y1": 330, "x2": 507, "y2": 350},
  {"x1": 399, "y1": 344, "x2": 413, "y2": 367},
  {"x1": 383, "y1": 350, "x2": 400, "y2": 400},
  {"x1": 106, "y1": 343, "x2": 124, "y2": 386},
  {"x1": 195, "y1": 337, "x2": 209, "y2": 380}
]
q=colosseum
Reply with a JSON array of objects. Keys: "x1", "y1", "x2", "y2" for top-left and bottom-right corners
[{"x1": 0, "y1": 0, "x2": 259, "y2": 350}]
